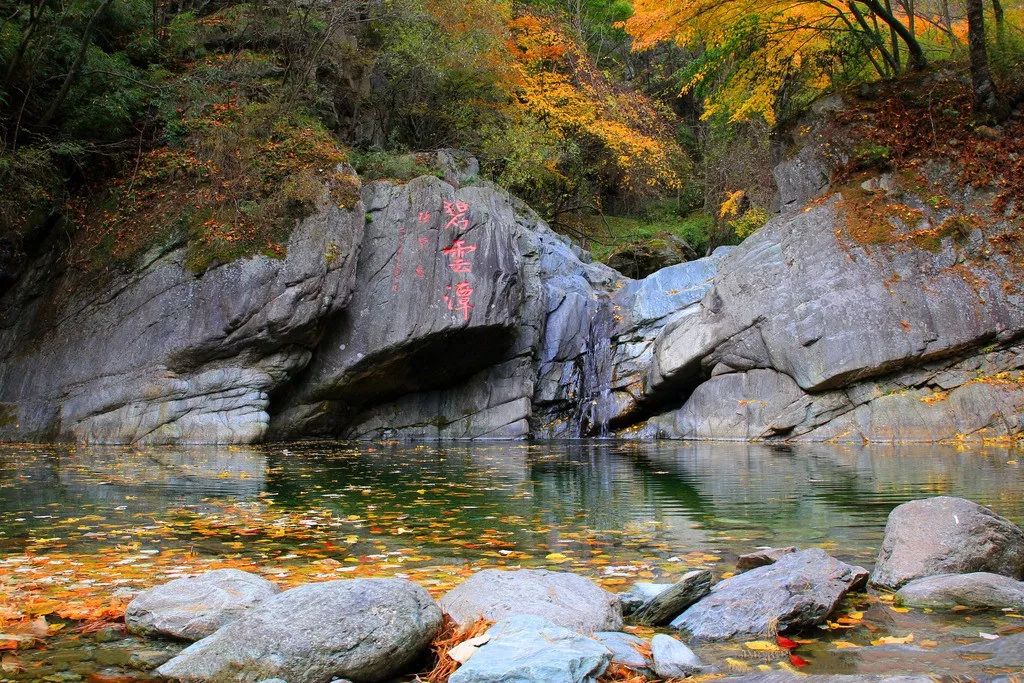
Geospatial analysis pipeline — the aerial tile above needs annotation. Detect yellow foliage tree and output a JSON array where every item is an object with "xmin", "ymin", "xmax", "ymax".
[
  {"xmin": 505, "ymin": 13, "xmax": 685, "ymax": 197},
  {"xmin": 625, "ymin": 0, "xmax": 933, "ymax": 124}
]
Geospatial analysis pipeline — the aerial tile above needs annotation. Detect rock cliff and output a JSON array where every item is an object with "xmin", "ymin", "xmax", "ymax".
[{"xmin": 1, "ymin": 104, "xmax": 1022, "ymax": 445}]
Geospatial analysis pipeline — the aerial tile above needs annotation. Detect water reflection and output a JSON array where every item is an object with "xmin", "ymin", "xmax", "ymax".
[{"xmin": 4, "ymin": 440, "xmax": 1020, "ymax": 567}]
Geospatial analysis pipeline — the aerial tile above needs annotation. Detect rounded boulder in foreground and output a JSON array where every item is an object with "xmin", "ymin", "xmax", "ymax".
[
  {"xmin": 125, "ymin": 568, "xmax": 279, "ymax": 641},
  {"xmin": 439, "ymin": 568, "xmax": 622, "ymax": 633},
  {"xmin": 157, "ymin": 578, "xmax": 442, "ymax": 683},
  {"xmin": 870, "ymin": 497, "xmax": 1024, "ymax": 590}
]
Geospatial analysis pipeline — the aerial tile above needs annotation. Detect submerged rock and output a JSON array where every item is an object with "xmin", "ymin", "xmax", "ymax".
[
  {"xmin": 649, "ymin": 633, "xmax": 709, "ymax": 678},
  {"xmin": 870, "ymin": 496, "xmax": 1024, "ymax": 589},
  {"xmin": 125, "ymin": 569, "xmax": 278, "ymax": 641},
  {"xmin": 439, "ymin": 568, "xmax": 622, "ymax": 633},
  {"xmin": 895, "ymin": 572, "xmax": 1024, "ymax": 610},
  {"xmin": 672, "ymin": 549, "xmax": 867, "ymax": 641},
  {"xmin": 157, "ymin": 578, "xmax": 441, "ymax": 683},
  {"xmin": 952, "ymin": 631, "xmax": 1024, "ymax": 668},
  {"xmin": 631, "ymin": 569, "xmax": 711, "ymax": 626},
  {"xmin": 449, "ymin": 615, "xmax": 611, "ymax": 683}
]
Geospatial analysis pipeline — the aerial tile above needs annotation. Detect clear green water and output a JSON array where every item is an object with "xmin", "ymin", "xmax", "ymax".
[{"xmin": 1, "ymin": 440, "xmax": 1022, "ymax": 680}]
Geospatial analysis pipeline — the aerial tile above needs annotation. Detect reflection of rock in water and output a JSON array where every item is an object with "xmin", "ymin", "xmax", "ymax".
[{"xmin": 57, "ymin": 446, "xmax": 267, "ymax": 508}]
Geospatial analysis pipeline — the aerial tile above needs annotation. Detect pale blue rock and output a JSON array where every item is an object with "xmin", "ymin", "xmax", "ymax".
[
  {"xmin": 593, "ymin": 632, "xmax": 649, "ymax": 672},
  {"xmin": 650, "ymin": 633, "xmax": 709, "ymax": 678},
  {"xmin": 449, "ymin": 615, "xmax": 611, "ymax": 683}
]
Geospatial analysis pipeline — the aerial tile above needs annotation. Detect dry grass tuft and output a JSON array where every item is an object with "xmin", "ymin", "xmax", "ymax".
[{"xmin": 422, "ymin": 615, "xmax": 492, "ymax": 683}]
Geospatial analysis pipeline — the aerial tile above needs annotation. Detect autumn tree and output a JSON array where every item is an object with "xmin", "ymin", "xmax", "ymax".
[{"xmin": 625, "ymin": 0, "xmax": 930, "ymax": 124}]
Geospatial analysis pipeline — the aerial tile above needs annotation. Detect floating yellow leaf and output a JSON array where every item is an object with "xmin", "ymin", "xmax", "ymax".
[
  {"xmin": 724, "ymin": 657, "xmax": 751, "ymax": 670},
  {"xmin": 871, "ymin": 634, "xmax": 914, "ymax": 645},
  {"xmin": 545, "ymin": 552, "xmax": 570, "ymax": 563},
  {"xmin": 890, "ymin": 606, "xmax": 910, "ymax": 613},
  {"xmin": 833, "ymin": 640, "xmax": 860, "ymax": 649},
  {"xmin": 744, "ymin": 640, "xmax": 782, "ymax": 652}
]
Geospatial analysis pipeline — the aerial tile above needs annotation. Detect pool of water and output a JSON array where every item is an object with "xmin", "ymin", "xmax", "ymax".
[{"xmin": 1, "ymin": 440, "xmax": 1022, "ymax": 680}]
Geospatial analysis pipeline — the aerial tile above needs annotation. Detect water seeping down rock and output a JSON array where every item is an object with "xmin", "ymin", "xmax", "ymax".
[{"xmin": 2, "ymin": 98, "xmax": 1024, "ymax": 444}]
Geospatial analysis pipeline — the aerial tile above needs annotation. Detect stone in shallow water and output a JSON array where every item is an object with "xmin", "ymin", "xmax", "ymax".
[
  {"xmin": 737, "ymin": 546, "xmax": 797, "ymax": 571},
  {"xmin": 439, "ymin": 568, "xmax": 622, "ymax": 633},
  {"xmin": 125, "ymin": 568, "xmax": 279, "ymax": 641},
  {"xmin": 870, "ymin": 496, "xmax": 1024, "ymax": 590},
  {"xmin": 157, "ymin": 578, "xmax": 441, "ymax": 683},
  {"xmin": 671, "ymin": 548, "xmax": 867, "ymax": 641},
  {"xmin": 896, "ymin": 572, "xmax": 1024, "ymax": 610},
  {"xmin": 449, "ymin": 615, "xmax": 611, "ymax": 683},
  {"xmin": 650, "ymin": 633, "xmax": 709, "ymax": 678},
  {"xmin": 631, "ymin": 569, "xmax": 711, "ymax": 626},
  {"xmin": 593, "ymin": 632, "xmax": 649, "ymax": 671},
  {"xmin": 618, "ymin": 582, "xmax": 672, "ymax": 616}
]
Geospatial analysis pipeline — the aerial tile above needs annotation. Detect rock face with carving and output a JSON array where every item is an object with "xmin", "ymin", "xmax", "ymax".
[{"xmin": 1, "ymin": 94, "xmax": 1023, "ymax": 444}]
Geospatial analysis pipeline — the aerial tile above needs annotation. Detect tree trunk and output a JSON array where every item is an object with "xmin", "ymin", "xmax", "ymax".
[
  {"xmin": 966, "ymin": 0, "xmax": 1007, "ymax": 120},
  {"xmin": 38, "ymin": 0, "xmax": 114, "ymax": 128},
  {"xmin": 856, "ymin": 0, "xmax": 926, "ymax": 70}
]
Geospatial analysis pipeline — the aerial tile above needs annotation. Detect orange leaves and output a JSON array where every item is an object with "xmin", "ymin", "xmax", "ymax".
[{"xmin": 507, "ymin": 12, "xmax": 684, "ymax": 196}]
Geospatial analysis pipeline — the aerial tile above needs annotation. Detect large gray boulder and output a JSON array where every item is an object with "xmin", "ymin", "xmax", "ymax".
[
  {"xmin": 271, "ymin": 177, "xmax": 524, "ymax": 436},
  {"xmin": 439, "ymin": 569, "xmax": 622, "ymax": 634},
  {"xmin": 896, "ymin": 572, "xmax": 1024, "ymax": 610},
  {"xmin": 672, "ymin": 549, "xmax": 867, "ymax": 641},
  {"xmin": 448, "ymin": 615, "xmax": 611, "ymax": 683},
  {"xmin": 618, "ymin": 582, "xmax": 672, "ymax": 616},
  {"xmin": 0, "ymin": 175, "xmax": 363, "ymax": 444},
  {"xmin": 125, "ymin": 569, "xmax": 278, "ymax": 641},
  {"xmin": 156, "ymin": 578, "xmax": 442, "ymax": 683},
  {"xmin": 643, "ymin": 157, "xmax": 1024, "ymax": 444},
  {"xmin": 870, "ymin": 497, "xmax": 1024, "ymax": 589}
]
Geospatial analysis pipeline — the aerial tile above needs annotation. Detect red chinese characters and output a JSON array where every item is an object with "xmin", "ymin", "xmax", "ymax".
[
  {"xmin": 444, "ymin": 201, "xmax": 470, "ymax": 231},
  {"xmin": 442, "ymin": 239, "xmax": 477, "ymax": 274},
  {"xmin": 444, "ymin": 281, "xmax": 474, "ymax": 321}
]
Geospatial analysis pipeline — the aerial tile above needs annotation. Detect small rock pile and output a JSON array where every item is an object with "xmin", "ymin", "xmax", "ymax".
[{"xmin": 122, "ymin": 496, "xmax": 1024, "ymax": 683}]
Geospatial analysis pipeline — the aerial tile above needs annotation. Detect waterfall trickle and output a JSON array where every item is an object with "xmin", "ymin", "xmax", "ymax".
[{"xmin": 579, "ymin": 297, "xmax": 616, "ymax": 437}]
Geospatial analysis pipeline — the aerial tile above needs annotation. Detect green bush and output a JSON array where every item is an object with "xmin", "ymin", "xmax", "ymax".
[{"xmin": 350, "ymin": 151, "xmax": 439, "ymax": 182}]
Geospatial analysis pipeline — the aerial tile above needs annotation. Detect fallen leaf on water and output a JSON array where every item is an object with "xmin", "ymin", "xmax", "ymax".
[
  {"xmin": 789, "ymin": 653, "xmax": 809, "ymax": 667},
  {"xmin": 545, "ymin": 552, "xmax": 570, "ymax": 563},
  {"xmin": 745, "ymin": 640, "xmax": 782, "ymax": 652},
  {"xmin": 775, "ymin": 635, "xmax": 799, "ymax": 649},
  {"xmin": 833, "ymin": 640, "xmax": 860, "ymax": 649},
  {"xmin": 724, "ymin": 657, "xmax": 750, "ymax": 670},
  {"xmin": 871, "ymin": 634, "xmax": 914, "ymax": 645},
  {"xmin": 889, "ymin": 606, "xmax": 910, "ymax": 613}
]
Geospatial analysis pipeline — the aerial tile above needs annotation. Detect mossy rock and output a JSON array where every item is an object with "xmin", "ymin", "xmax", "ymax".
[{"xmin": 606, "ymin": 232, "xmax": 698, "ymax": 278}]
